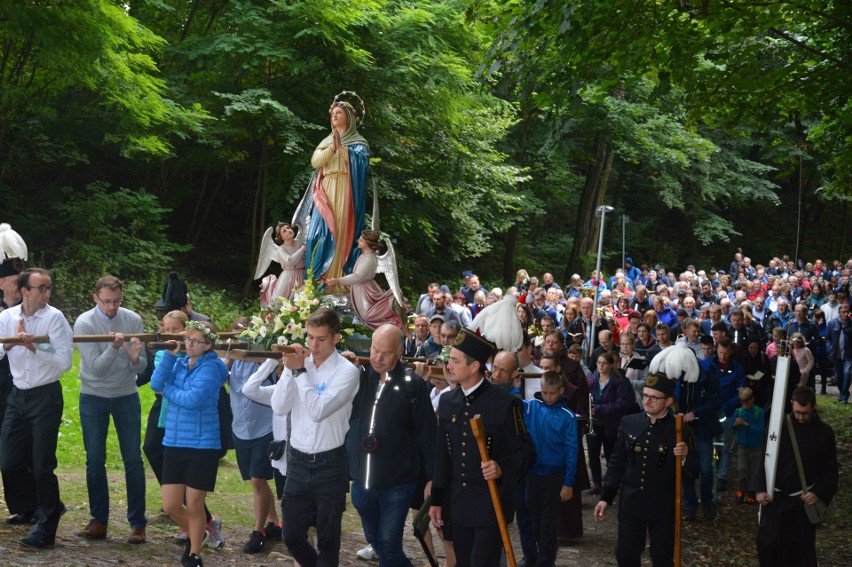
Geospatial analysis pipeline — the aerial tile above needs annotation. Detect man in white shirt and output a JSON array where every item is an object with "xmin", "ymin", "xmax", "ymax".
[
  {"xmin": 271, "ymin": 308, "xmax": 359, "ymax": 566},
  {"xmin": 0, "ymin": 268, "xmax": 73, "ymax": 549}
]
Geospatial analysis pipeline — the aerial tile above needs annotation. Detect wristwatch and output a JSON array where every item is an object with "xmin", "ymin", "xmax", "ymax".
[{"xmin": 291, "ymin": 367, "xmax": 307, "ymax": 377}]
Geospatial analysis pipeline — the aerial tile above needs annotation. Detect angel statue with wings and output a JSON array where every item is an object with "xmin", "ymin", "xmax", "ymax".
[
  {"xmin": 292, "ymin": 91, "xmax": 368, "ymax": 291},
  {"xmin": 254, "ymin": 221, "xmax": 307, "ymax": 307},
  {"xmin": 324, "ymin": 229, "xmax": 406, "ymax": 331}
]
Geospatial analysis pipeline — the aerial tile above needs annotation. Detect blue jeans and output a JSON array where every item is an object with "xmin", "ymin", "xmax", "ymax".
[
  {"xmin": 838, "ymin": 359, "xmax": 852, "ymax": 402},
  {"xmin": 79, "ymin": 392, "xmax": 146, "ymax": 528},
  {"xmin": 683, "ymin": 438, "xmax": 715, "ymax": 514},
  {"xmin": 716, "ymin": 421, "xmax": 735, "ymax": 482},
  {"xmin": 351, "ymin": 480, "xmax": 416, "ymax": 567}
]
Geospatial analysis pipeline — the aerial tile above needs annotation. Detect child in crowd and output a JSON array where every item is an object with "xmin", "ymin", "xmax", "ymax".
[
  {"xmin": 523, "ymin": 371, "xmax": 578, "ymax": 566},
  {"xmin": 765, "ymin": 327, "xmax": 786, "ymax": 358},
  {"xmin": 732, "ymin": 387, "xmax": 765, "ymax": 503},
  {"xmin": 789, "ymin": 332, "xmax": 815, "ymax": 389}
]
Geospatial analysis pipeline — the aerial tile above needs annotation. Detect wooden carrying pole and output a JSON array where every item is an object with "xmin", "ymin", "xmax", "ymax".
[
  {"xmin": 470, "ymin": 414, "xmax": 517, "ymax": 567},
  {"xmin": 147, "ymin": 341, "xmax": 248, "ymax": 351},
  {"xmin": 674, "ymin": 413, "xmax": 683, "ymax": 567},
  {"xmin": 0, "ymin": 331, "xmax": 241, "ymax": 345}
]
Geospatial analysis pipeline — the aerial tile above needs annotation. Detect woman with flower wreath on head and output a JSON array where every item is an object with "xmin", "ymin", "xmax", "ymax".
[
  {"xmin": 295, "ymin": 93, "xmax": 369, "ymax": 291},
  {"xmin": 151, "ymin": 321, "xmax": 229, "ymax": 567}
]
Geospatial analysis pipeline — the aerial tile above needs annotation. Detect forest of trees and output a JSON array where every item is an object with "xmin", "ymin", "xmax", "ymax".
[{"xmin": 1, "ymin": 1, "xmax": 849, "ymax": 315}]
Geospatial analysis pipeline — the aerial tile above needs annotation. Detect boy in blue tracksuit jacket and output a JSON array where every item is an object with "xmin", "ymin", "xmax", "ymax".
[
  {"xmin": 523, "ymin": 371, "xmax": 578, "ymax": 567},
  {"xmin": 732, "ymin": 387, "xmax": 765, "ymax": 503}
]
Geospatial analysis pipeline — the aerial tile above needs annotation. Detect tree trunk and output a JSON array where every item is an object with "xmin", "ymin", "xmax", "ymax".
[
  {"xmin": 243, "ymin": 137, "xmax": 269, "ymax": 296},
  {"xmin": 502, "ymin": 224, "xmax": 519, "ymax": 285},
  {"xmin": 502, "ymin": 91, "xmax": 533, "ymax": 286},
  {"xmin": 564, "ymin": 136, "xmax": 614, "ymax": 280}
]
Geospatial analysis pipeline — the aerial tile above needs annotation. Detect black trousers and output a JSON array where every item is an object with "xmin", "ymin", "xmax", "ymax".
[
  {"xmin": 0, "ymin": 382, "xmax": 64, "ymax": 535},
  {"xmin": 615, "ymin": 511, "xmax": 674, "ymax": 567},
  {"xmin": 756, "ymin": 494, "xmax": 818, "ymax": 567},
  {"xmin": 452, "ymin": 523, "xmax": 504, "ymax": 567},
  {"xmin": 142, "ymin": 395, "xmax": 165, "ymax": 484},
  {"xmin": 0, "ymin": 373, "xmax": 37, "ymax": 517},
  {"xmin": 282, "ymin": 448, "xmax": 348, "ymax": 567},
  {"xmin": 527, "ymin": 471, "xmax": 564, "ymax": 566}
]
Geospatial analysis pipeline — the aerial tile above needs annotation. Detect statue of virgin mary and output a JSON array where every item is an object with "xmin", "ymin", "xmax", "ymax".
[{"xmin": 293, "ymin": 93, "xmax": 369, "ymax": 290}]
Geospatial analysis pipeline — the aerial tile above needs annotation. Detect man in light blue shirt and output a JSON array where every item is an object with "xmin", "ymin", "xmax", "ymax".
[{"xmin": 229, "ymin": 358, "xmax": 281, "ymax": 553}]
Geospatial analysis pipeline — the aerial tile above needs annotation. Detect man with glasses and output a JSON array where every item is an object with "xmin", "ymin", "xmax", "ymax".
[
  {"xmin": 73, "ymin": 276, "xmax": 148, "ymax": 543},
  {"xmin": 439, "ymin": 320, "xmax": 461, "ymax": 347},
  {"xmin": 593, "ymin": 372, "xmax": 696, "ymax": 567},
  {"xmin": 752, "ymin": 386, "xmax": 838, "ymax": 566},
  {"xmin": 826, "ymin": 304, "xmax": 852, "ymax": 403},
  {"xmin": 0, "ymin": 268, "xmax": 73, "ymax": 548}
]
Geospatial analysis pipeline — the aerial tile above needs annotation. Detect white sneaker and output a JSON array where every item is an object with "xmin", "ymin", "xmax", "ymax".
[
  {"xmin": 204, "ymin": 515, "xmax": 224, "ymax": 550},
  {"xmin": 356, "ymin": 544, "xmax": 379, "ymax": 561}
]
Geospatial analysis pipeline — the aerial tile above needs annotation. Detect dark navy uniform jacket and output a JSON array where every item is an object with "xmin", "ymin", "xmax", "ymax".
[
  {"xmin": 431, "ymin": 378, "xmax": 535, "ymax": 527},
  {"xmin": 600, "ymin": 411, "xmax": 698, "ymax": 519}
]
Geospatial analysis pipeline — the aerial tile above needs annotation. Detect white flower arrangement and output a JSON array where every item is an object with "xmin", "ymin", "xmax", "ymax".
[{"xmin": 241, "ymin": 273, "xmax": 365, "ymax": 350}]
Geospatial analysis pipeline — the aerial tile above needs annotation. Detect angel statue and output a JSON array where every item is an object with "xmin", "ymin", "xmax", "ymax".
[
  {"xmin": 292, "ymin": 92, "xmax": 368, "ymax": 291},
  {"xmin": 254, "ymin": 221, "xmax": 307, "ymax": 307},
  {"xmin": 325, "ymin": 229, "xmax": 406, "ymax": 331}
]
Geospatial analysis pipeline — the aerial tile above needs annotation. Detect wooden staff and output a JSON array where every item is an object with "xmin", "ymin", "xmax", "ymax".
[
  {"xmin": 470, "ymin": 414, "xmax": 517, "ymax": 567},
  {"xmin": 674, "ymin": 413, "xmax": 683, "ymax": 567},
  {"xmin": 0, "ymin": 331, "xmax": 242, "ymax": 345}
]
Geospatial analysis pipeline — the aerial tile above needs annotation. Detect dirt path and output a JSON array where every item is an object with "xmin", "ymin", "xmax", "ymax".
[
  {"xmin": 0, "ymin": 493, "xmax": 618, "ymax": 567},
  {"xmin": 0, "ymin": 480, "xmax": 845, "ymax": 567},
  {"xmin": 1, "ymin": 390, "xmax": 847, "ymax": 567}
]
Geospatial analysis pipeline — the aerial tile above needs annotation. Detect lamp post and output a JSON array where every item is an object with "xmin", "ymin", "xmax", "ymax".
[
  {"xmin": 589, "ymin": 205, "xmax": 615, "ymax": 365},
  {"xmin": 622, "ymin": 214, "xmax": 629, "ymax": 270}
]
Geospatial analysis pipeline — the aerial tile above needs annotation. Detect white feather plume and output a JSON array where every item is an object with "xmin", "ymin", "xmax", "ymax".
[
  {"xmin": 470, "ymin": 295, "xmax": 524, "ymax": 352},
  {"xmin": 647, "ymin": 344, "xmax": 699, "ymax": 383},
  {"xmin": 0, "ymin": 223, "xmax": 27, "ymax": 262}
]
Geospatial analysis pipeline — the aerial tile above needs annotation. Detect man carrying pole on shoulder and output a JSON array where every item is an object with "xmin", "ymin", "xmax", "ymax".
[
  {"xmin": 73, "ymin": 276, "xmax": 148, "ymax": 543},
  {"xmin": 0, "ymin": 267, "xmax": 73, "ymax": 549},
  {"xmin": 346, "ymin": 324, "xmax": 436, "ymax": 566},
  {"xmin": 271, "ymin": 307, "xmax": 360, "ymax": 566}
]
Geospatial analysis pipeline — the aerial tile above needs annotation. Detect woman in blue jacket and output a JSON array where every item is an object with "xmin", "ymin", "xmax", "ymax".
[{"xmin": 151, "ymin": 321, "xmax": 228, "ymax": 567}]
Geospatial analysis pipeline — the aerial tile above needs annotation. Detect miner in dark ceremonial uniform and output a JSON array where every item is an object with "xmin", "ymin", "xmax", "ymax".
[
  {"xmin": 751, "ymin": 386, "xmax": 838, "ymax": 567},
  {"xmin": 429, "ymin": 330, "xmax": 535, "ymax": 567},
  {"xmin": 593, "ymin": 373, "xmax": 697, "ymax": 567},
  {"xmin": 0, "ymin": 224, "xmax": 38, "ymax": 525}
]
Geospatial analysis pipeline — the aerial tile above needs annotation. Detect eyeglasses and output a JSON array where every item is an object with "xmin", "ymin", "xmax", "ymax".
[
  {"xmin": 184, "ymin": 337, "xmax": 209, "ymax": 346},
  {"xmin": 27, "ymin": 284, "xmax": 52, "ymax": 294},
  {"xmin": 641, "ymin": 393, "xmax": 666, "ymax": 402},
  {"xmin": 792, "ymin": 409, "xmax": 813, "ymax": 417},
  {"xmin": 97, "ymin": 297, "xmax": 123, "ymax": 306}
]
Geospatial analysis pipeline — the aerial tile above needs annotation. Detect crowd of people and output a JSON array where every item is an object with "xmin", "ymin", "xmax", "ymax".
[
  {"xmin": 0, "ymin": 216, "xmax": 844, "ymax": 567},
  {"xmin": 402, "ymin": 252, "xmax": 843, "ymax": 566}
]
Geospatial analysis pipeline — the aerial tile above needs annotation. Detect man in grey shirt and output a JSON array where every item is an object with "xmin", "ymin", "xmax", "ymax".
[{"xmin": 73, "ymin": 276, "xmax": 147, "ymax": 543}]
